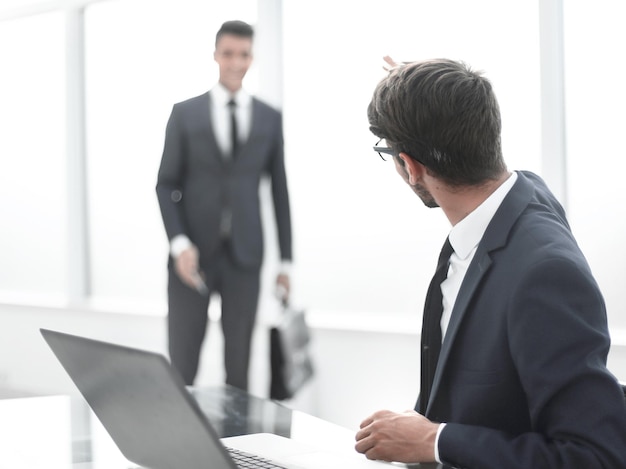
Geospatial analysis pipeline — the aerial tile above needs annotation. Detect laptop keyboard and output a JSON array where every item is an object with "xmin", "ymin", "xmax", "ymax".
[{"xmin": 226, "ymin": 447, "xmax": 288, "ymax": 469}]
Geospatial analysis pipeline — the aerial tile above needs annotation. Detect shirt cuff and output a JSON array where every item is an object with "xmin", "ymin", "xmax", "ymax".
[
  {"xmin": 434, "ymin": 423, "xmax": 446, "ymax": 464},
  {"xmin": 279, "ymin": 260, "xmax": 292, "ymax": 276},
  {"xmin": 170, "ymin": 234, "xmax": 192, "ymax": 258}
]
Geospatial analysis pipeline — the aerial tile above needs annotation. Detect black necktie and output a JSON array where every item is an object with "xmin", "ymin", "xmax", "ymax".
[
  {"xmin": 227, "ymin": 98, "xmax": 238, "ymax": 157},
  {"xmin": 219, "ymin": 99, "xmax": 238, "ymax": 238},
  {"xmin": 419, "ymin": 237, "xmax": 454, "ymax": 413}
]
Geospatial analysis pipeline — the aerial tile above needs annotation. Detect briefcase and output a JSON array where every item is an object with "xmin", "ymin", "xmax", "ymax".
[{"xmin": 269, "ymin": 304, "xmax": 314, "ymax": 400}]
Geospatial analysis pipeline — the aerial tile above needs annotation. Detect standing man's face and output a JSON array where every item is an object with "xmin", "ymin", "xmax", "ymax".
[{"xmin": 214, "ymin": 34, "xmax": 253, "ymax": 93}]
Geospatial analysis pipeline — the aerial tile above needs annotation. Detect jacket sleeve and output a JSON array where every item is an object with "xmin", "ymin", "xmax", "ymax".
[
  {"xmin": 268, "ymin": 112, "xmax": 292, "ymax": 262},
  {"xmin": 156, "ymin": 104, "xmax": 188, "ymax": 242}
]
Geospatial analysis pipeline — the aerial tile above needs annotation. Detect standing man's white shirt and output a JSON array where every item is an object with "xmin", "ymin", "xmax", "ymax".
[{"xmin": 210, "ymin": 83, "xmax": 252, "ymax": 156}]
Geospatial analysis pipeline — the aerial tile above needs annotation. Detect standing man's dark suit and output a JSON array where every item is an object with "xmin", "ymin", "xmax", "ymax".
[{"xmin": 156, "ymin": 20, "xmax": 291, "ymax": 390}]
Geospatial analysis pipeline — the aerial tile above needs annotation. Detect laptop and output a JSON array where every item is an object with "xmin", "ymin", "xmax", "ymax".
[{"xmin": 40, "ymin": 328, "xmax": 403, "ymax": 469}]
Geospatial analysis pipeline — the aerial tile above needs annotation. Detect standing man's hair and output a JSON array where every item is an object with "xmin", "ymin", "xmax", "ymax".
[
  {"xmin": 368, "ymin": 59, "xmax": 506, "ymax": 186},
  {"xmin": 215, "ymin": 20, "xmax": 254, "ymax": 46}
]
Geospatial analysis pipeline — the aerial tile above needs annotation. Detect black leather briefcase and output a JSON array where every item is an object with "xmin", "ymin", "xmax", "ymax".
[{"xmin": 269, "ymin": 303, "xmax": 314, "ymax": 400}]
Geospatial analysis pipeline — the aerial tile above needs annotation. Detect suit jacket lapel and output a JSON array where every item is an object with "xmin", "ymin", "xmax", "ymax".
[
  {"xmin": 201, "ymin": 92, "xmax": 228, "ymax": 163},
  {"xmin": 426, "ymin": 172, "xmax": 536, "ymax": 414},
  {"xmin": 235, "ymin": 98, "xmax": 261, "ymax": 161}
]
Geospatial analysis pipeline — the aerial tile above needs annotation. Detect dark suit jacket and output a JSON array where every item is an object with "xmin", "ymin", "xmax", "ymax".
[
  {"xmin": 156, "ymin": 92, "xmax": 292, "ymax": 269},
  {"xmin": 423, "ymin": 171, "xmax": 626, "ymax": 468}
]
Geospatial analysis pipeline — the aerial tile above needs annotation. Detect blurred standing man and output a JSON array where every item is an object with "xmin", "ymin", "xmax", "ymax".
[
  {"xmin": 156, "ymin": 20, "xmax": 292, "ymax": 390},
  {"xmin": 355, "ymin": 58, "xmax": 626, "ymax": 468}
]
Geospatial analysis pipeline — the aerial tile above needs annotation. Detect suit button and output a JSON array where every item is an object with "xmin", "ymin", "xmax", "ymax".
[{"xmin": 171, "ymin": 190, "xmax": 182, "ymax": 202}]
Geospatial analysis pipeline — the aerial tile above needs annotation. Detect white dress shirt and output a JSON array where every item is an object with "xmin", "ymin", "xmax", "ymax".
[
  {"xmin": 434, "ymin": 171, "xmax": 517, "ymax": 463},
  {"xmin": 209, "ymin": 83, "xmax": 252, "ymax": 156},
  {"xmin": 441, "ymin": 171, "xmax": 518, "ymax": 338}
]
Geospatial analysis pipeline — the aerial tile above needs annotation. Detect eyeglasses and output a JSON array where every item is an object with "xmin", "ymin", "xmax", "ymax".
[
  {"xmin": 373, "ymin": 138, "xmax": 395, "ymax": 161},
  {"xmin": 374, "ymin": 138, "xmax": 429, "ymax": 166}
]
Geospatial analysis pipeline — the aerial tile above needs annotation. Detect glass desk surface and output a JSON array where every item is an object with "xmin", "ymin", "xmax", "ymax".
[{"xmin": 0, "ymin": 385, "xmax": 444, "ymax": 468}]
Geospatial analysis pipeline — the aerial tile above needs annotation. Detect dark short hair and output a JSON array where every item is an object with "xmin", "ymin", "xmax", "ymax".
[
  {"xmin": 215, "ymin": 20, "xmax": 254, "ymax": 47},
  {"xmin": 367, "ymin": 59, "xmax": 506, "ymax": 186}
]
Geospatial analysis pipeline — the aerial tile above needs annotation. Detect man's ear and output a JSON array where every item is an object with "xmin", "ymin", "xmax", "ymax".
[{"xmin": 398, "ymin": 152, "xmax": 425, "ymax": 185}]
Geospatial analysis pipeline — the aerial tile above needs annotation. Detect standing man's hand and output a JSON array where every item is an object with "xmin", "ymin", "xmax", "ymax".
[
  {"xmin": 275, "ymin": 273, "xmax": 290, "ymax": 305},
  {"xmin": 355, "ymin": 409, "xmax": 439, "ymax": 464},
  {"xmin": 175, "ymin": 245, "xmax": 207, "ymax": 294}
]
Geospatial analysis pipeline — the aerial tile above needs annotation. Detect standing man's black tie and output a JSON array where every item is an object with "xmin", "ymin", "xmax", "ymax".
[
  {"xmin": 228, "ymin": 98, "xmax": 238, "ymax": 157},
  {"xmin": 419, "ymin": 237, "xmax": 454, "ymax": 413},
  {"xmin": 219, "ymin": 98, "xmax": 238, "ymax": 238}
]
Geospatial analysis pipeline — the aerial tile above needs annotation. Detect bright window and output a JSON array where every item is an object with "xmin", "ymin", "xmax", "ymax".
[
  {"xmin": 283, "ymin": 0, "xmax": 541, "ymax": 316},
  {"xmin": 564, "ymin": 0, "xmax": 626, "ymax": 330},
  {"xmin": 0, "ymin": 12, "xmax": 67, "ymax": 300}
]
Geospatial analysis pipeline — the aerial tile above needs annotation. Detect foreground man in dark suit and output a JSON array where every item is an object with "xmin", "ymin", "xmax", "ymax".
[
  {"xmin": 355, "ymin": 58, "xmax": 626, "ymax": 468},
  {"xmin": 156, "ymin": 20, "xmax": 292, "ymax": 390}
]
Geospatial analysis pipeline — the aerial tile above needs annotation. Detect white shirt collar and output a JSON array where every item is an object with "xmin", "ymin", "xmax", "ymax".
[
  {"xmin": 210, "ymin": 83, "xmax": 252, "ymax": 108},
  {"xmin": 449, "ymin": 171, "xmax": 518, "ymax": 260}
]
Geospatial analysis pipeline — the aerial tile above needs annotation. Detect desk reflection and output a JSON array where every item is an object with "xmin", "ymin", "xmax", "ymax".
[{"xmin": 190, "ymin": 385, "xmax": 293, "ymax": 438}]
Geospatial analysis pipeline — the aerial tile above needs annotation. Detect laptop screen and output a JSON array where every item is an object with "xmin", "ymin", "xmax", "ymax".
[{"xmin": 40, "ymin": 328, "xmax": 236, "ymax": 469}]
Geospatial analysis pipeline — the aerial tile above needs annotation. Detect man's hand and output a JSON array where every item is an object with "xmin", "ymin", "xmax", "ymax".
[
  {"xmin": 174, "ymin": 245, "xmax": 207, "ymax": 294},
  {"xmin": 383, "ymin": 55, "xmax": 398, "ymax": 71},
  {"xmin": 355, "ymin": 409, "xmax": 439, "ymax": 464},
  {"xmin": 275, "ymin": 273, "xmax": 290, "ymax": 304}
]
